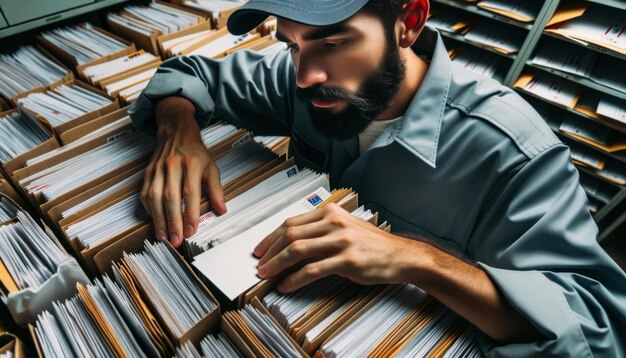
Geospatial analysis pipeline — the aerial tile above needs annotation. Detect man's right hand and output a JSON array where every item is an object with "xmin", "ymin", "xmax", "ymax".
[{"xmin": 140, "ymin": 97, "xmax": 227, "ymax": 248}]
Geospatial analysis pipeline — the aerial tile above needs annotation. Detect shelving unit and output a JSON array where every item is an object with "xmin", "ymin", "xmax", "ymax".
[{"xmin": 427, "ymin": 0, "xmax": 626, "ymax": 243}]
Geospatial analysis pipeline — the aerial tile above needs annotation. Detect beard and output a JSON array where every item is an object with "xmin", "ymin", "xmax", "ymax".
[{"xmin": 296, "ymin": 41, "xmax": 406, "ymax": 140}]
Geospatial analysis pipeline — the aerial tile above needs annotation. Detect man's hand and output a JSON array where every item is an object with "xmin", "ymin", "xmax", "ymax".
[
  {"xmin": 140, "ymin": 97, "xmax": 227, "ymax": 248},
  {"xmin": 253, "ymin": 203, "xmax": 426, "ymax": 293}
]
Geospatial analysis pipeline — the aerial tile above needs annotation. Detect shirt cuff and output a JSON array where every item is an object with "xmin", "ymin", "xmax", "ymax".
[
  {"xmin": 476, "ymin": 263, "xmax": 591, "ymax": 357},
  {"xmin": 128, "ymin": 71, "xmax": 215, "ymax": 135}
]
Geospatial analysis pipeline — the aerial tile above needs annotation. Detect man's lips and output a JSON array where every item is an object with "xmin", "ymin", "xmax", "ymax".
[{"xmin": 311, "ymin": 99, "xmax": 341, "ymax": 108}]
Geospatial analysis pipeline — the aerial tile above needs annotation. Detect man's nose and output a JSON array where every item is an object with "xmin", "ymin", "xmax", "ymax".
[{"xmin": 295, "ymin": 55, "xmax": 328, "ymax": 89}]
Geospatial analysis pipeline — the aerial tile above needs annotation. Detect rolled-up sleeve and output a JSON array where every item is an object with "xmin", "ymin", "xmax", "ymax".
[
  {"xmin": 128, "ymin": 49, "xmax": 296, "ymax": 136},
  {"xmin": 469, "ymin": 144, "xmax": 626, "ymax": 357}
]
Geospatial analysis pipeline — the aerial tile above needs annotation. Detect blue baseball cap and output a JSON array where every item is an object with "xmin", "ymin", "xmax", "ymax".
[{"xmin": 227, "ymin": 0, "xmax": 370, "ymax": 35}]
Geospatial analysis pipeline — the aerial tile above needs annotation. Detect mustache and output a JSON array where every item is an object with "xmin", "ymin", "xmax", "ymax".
[{"xmin": 296, "ymin": 84, "xmax": 371, "ymax": 109}]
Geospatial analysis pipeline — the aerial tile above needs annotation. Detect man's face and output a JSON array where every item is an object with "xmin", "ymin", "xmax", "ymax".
[{"xmin": 276, "ymin": 11, "xmax": 406, "ymax": 139}]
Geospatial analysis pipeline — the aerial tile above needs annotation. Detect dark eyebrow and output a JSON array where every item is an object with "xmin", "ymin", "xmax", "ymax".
[{"xmin": 275, "ymin": 22, "xmax": 355, "ymax": 43}]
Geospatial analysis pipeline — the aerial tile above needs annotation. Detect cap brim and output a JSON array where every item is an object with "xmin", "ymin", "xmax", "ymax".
[{"xmin": 227, "ymin": 0, "xmax": 369, "ymax": 35}]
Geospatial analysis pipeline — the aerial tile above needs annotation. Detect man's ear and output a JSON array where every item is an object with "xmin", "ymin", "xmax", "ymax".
[{"xmin": 399, "ymin": 0, "xmax": 429, "ymax": 48}]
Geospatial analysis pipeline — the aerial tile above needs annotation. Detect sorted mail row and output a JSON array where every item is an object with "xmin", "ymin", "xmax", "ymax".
[
  {"xmin": 0, "ymin": 46, "xmax": 72, "ymax": 101},
  {"xmin": 0, "ymin": 110, "xmax": 52, "ymax": 164},
  {"xmin": 33, "ymin": 240, "xmax": 219, "ymax": 358},
  {"xmin": 17, "ymin": 83, "xmax": 115, "ymax": 129},
  {"xmin": 38, "ymin": 23, "xmax": 132, "ymax": 66}
]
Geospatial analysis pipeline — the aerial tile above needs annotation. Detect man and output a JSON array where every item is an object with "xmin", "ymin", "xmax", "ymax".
[{"xmin": 129, "ymin": 0, "xmax": 626, "ymax": 355}]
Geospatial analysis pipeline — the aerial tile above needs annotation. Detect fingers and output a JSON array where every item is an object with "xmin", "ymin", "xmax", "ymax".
[
  {"xmin": 144, "ymin": 166, "xmax": 168, "ymax": 243},
  {"xmin": 164, "ymin": 156, "xmax": 184, "ymax": 247},
  {"xmin": 257, "ymin": 237, "xmax": 340, "ymax": 279},
  {"xmin": 182, "ymin": 156, "xmax": 203, "ymax": 238},
  {"xmin": 258, "ymin": 220, "xmax": 330, "ymax": 266},
  {"xmin": 276, "ymin": 257, "xmax": 343, "ymax": 293},
  {"xmin": 254, "ymin": 208, "xmax": 327, "ymax": 258},
  {"xmin": 203, "ymin": 160, "xmax": 226, "ymax": 215}
]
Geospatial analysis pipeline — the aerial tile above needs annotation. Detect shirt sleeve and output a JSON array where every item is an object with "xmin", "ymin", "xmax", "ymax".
[
  {"xmin": 127, "ymin": 49, "xmax": 296, "ymax": 136},
  {"xmin": 468, "ymin": 143, "xmax": 626, "ymax": 357}
]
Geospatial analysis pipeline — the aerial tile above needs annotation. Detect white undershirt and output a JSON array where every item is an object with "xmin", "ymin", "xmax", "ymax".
[{"xmin": 358, "ymin": 116, "xmax": 402, "ymax": 154}]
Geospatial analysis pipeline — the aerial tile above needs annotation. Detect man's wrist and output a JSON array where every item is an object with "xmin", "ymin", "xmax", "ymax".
[{"xmin": 392, "ymin": 235, "xmax": 438, "ymax": 287}]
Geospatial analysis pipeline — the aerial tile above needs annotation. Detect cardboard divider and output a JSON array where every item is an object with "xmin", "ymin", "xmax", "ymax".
[
  {"xmin": 0, "ymin": 332, "xmax": 26, "ymax": 358},
  {"xmin": 97, "ymin": 61, "xmax": 161, "ymax": 96},
  {"xmin": 0, "ymin": 108, "xmax": 60, "ymax": 177},
  {"xmin": 59, "ymin": 106, "xmax": 131, "ymax": 145},
  {"xmin": 157, "ymin": 20, "xmax": 214, "ymax": 58},
  {"xmin": 16, "ymin": 79, "xmax": 120, "ymax": 140},
  {"xmin": 37, "ymin": 23, "xmax": 136, "ymax": 71}
]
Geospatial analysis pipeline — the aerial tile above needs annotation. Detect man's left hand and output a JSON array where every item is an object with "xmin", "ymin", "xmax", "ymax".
[{"xmin": 253, "ymin": 203, "xmax": 428, "ymax": 293}]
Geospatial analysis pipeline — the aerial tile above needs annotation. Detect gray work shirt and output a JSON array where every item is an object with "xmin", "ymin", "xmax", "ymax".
[{"xmin": 129, "ymin": 27, "xmax": 626, "ymax": 356}]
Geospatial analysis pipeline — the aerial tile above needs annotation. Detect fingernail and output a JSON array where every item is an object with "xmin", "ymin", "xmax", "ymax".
[
  {"xmin": 184, "ymin": 224, "xmax": 194, "ymax": 238},
  {"xmin": 258, "ymin": 256, "xmax": 266, "ymax": 265},
  {"xmin": 258, "ymin": 265, "xmax": 267, "ymax": 278},
  {"xmin": 277, "ymin": 281, "xmax": 287, "ymax": 293},
  {"xmin": 170, "ymin": 234, "xmax": 180, "ymax": 246},
  {"xmin": 253, "ymin": 244, "xmax": 262, "ymax": 256},
  {"xmin": 158, "ymin": 229, "xmax": 167, "ymax": 241}
]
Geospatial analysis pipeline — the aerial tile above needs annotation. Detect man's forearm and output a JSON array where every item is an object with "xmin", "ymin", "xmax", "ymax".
[{"xmin": 397, "ymin": 237, "xmax": 543, "ymax": 343}]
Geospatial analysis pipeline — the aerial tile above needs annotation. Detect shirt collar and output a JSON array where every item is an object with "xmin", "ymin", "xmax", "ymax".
[{"xmin": 370, "ymin": 26, "xmax": 451, "ymax": 168}]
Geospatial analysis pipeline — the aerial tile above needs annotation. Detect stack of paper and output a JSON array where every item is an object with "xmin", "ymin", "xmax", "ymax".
[
  {"xmin": 118, "ymin": 241, "xmax": 217, "ymax": 338},
  {"xmin": 451, "ymin": 47, "xmax": 502, "ymax": 79},
  {"xmin": 545, "ymin": 5, "xmax": 626, "ymax": 55},
  {"xmin": 477, "ymin": 0, "xmax": 543, "ymax": 23},
  {"xmin": 181, "ymin": 0, "xmax": 244, "ymax": 25},
  {"xmin": 559, "ymin": 117, "xmax": 626, "ymax": 153},
  {"xmin": 427, "ymin": 11, "xmax": 474, "ymax": 34},
  {"xmin": 20, "ymin": 131, "xmax": 155, "ymax": 202},
  {"xmin": 17, "ymin": 84, "xmax": 113, "ymax": 128},
  {"xmin": 570, "ymin": 146, "xmax": 605, "ymax": 170},
  {"xmin": 262, "ymin": 276, "xmax": 380, "ymax": 353},
  {"xmin": 160, "ymin": 28, "xmax": 216, "ymax": 57},
  {"xmin": 35, "ymin": 297, "xmax": 116, "ymax": 357},
  {"xmin": 529, "ymin": 41, "xmax": 597, "ymax": 78},
  {"xmin": 589, "ymin": 56, "xmax": 626, "ymax": 95},
  {"xmin": 319, "ymin": 284, "xmax": 478, "ymax": 357},
  {"xmin": 0, "ymin": 211, "xmax": 67, "ymax": 290},
  {"xmin": 65, "ymin": 193, "xmax": 148, "ymax": 250},
  {"xmin": 598, "ymin": 163, "xmax": 626, "ymax": 186},
  {"xmin": 25, "ymin": 115, "xmax": 132, "ymax": 166},
  {"xmin": 464, "ymin": 22, "xmax": 525, "ymax": 54},
  {"xmin": 0, "ymin": 46, "xmax": 70, "ymax": 100},
  {"xmin": 175, "ymin": 332, "xmax": 240, "ymax": 358},
  {"xmin": 580, "ymin": 175, "xmax": 614, "ymax": 204},
  {"xmin": 187, "ymin": 166, "xmax": 329, "ymax": 255},
  {"xmin": 187, "ymin": 29, "xmax": 260, "ymax": 58},
  {"xmin": 520, "ymin": 73, "xmax": 581, "ymax": 108},
  {"xmin": 596, "ymin": 96, "xmax": 626, "ymax": 125},
  {"xmin": 0, "ymin": 111, "xmax": 51, "ymax": 163},
  {"xmin": 223, "ymin": 303, "xmax": 305, "ymax": 357},
  {"xmin": 61, "ymin": 170, "xmax": 144, "ymax": 220},
  {"xmin": 40, "ymin": 23, "xmax": 129, "ymax": 65},
  {"xmin": 107, "ymin": 3, "xmax": 203, "ymax": 37},
  {"xmin": 0, "ymin": 197, "xmax": 19, "ymax": 222},
  {"xmin": 81, "ymin": 51, "xmax": 160, "ymax": 89},
  {"xmin": 77, "ymin": 276, "xmax": 160, "ymax": 357}
]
